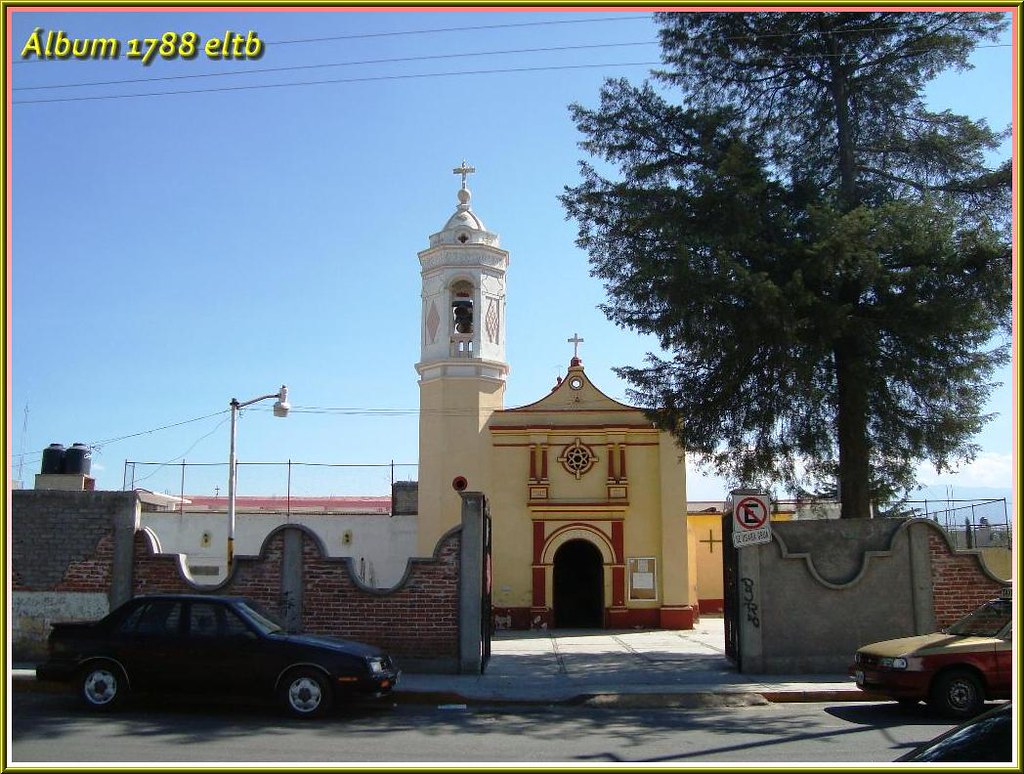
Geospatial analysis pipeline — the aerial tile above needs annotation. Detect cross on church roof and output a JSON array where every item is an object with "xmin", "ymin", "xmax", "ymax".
[
  {"xmin": 453, "ymin": 160, "xmax": 476, "ymax": 189},
  {"xmin": 568, "ymin": 333, "xmax": 584, "ymax": 359}
]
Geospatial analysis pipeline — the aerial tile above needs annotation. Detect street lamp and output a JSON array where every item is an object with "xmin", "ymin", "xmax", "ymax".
[{"xmin": 227, "ymin": 385, "xmax": 290, "ymax": 573}]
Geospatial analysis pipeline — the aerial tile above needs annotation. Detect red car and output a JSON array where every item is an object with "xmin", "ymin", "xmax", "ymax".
[{"xmin": 851, "ymin": 590, "xmax": 1012, "ymax": 718}]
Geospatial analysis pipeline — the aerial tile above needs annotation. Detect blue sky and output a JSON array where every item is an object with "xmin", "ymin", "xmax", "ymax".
[{"xmin": 6, "ymin": 7, "xmax": 1016, "ymax": 507}]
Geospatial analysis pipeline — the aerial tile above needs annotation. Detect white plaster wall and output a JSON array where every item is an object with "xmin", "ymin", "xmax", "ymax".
[
  {"xmin": 13, "ymin": 591, "xmax": 109, "ymax": 662},
  {"xmin": 139, "ymin": 512, "xmax": 419, "ymax": 588}
]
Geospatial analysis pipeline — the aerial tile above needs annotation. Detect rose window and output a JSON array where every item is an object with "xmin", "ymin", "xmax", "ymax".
[{"xmin": 558, "ymin": 438, "xmax": 598, "ymax": 480}]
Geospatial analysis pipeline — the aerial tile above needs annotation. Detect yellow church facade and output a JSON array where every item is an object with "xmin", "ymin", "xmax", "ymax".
[
  {"xmin": 415, "ymin": 165, "xmax": 699, "ymax": 630},
  {"xmin": 487, "ymin": 357, "xmax": 696, "ymax": 629}
]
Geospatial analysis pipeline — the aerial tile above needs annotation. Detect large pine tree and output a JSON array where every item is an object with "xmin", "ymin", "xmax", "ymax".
[{"xmin": 561, "ymin": 11, "xmax": 1012, "ymax": 516}]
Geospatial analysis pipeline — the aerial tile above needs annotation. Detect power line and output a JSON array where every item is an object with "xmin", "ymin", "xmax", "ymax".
[
  {"xmin": 129, "ymin": 414, "xmax": 231, "ymax": 483},
  {"xmin": 12, "ymin": 13, "xmax": 655, "ymax": 66},
  {"xmin": 12, "ymin": 38, "xmax": 1009, "ymax": 104},
  {"xmin": 12, "ymin": 59, "xmax": 662, "ymax": 104},
  {"xmin": 13, "ymin": 40, "xmax": 659, "ymax": 92},
  {"xmin": 14, "ymin": 409, "xmax": 231, "ymax": 467},
  {"xmin": 268, "ymin": 14, "xmax": 654, "ymax": 46},
  {"xmin": 13, "ymin": 403, "xmax": 558, "ymax": 466}
]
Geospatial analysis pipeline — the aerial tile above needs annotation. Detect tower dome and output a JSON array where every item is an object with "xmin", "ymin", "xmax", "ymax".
[{"xmin": 428, "ymin": 162, "xmax": 500, "ymax": 248}]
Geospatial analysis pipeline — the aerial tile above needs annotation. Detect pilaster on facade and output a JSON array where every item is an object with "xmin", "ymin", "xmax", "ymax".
[{"xmin": 526, "ymin": 442, "xmax": 550, "ymax": 501}]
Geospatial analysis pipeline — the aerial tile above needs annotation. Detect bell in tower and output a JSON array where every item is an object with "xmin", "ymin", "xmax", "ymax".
[{"xmin": 452, "ymin": 295, "xmax": 473, "ymax": 335}]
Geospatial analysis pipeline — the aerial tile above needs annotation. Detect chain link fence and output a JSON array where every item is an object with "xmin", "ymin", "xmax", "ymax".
[
  {"xmin": 123, "ymin": 459, "xmax": 419, "ymax": 503},
  {"xmin": 881, "ymin": 498, "xmax": 1011, "ymax": 550}
]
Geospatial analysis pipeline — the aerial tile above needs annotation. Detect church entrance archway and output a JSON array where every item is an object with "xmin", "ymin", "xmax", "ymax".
[{"xmin": 553, "ymin": 539, "xmax": 604, "ymax": 628}]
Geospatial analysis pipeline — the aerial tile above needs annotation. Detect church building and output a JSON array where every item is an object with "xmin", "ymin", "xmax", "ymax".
[{"xmin": 415, "ymin": 164, "xmax": 698, "ymax": 630}]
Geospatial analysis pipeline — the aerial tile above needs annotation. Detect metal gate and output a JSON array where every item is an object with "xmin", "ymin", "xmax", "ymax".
[
  {"xmin": 722, "ymin": 511, "xmax": 740, "ymax": 668},
  {"xmin": 481, "ymin": 500, "xmax": 492, "ymax": 671}
]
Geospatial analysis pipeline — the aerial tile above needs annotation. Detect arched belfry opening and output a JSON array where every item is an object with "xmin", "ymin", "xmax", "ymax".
[
  {"xmin": 553, "ymin": 539, "xmax": 604, "ymax": 628},
  {"xmin": 450, "ymin": 280, "xmax": 475, "ymax": 355},
  {"xmin": 451, "ymin": 280, "xmax": 474, "ymax": 334}
]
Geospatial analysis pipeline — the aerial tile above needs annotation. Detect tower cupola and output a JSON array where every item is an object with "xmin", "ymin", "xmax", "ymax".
[{"xmin": 416, "ymin": 162, "xmax": 510, "ymax": 382}]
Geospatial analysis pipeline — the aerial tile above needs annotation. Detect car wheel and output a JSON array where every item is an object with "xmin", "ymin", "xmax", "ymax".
[
  {"xmin": 929, "ymin": 669, "xmax": 984, "ymax": 718},
  {"xmin": 280, "ymin": 668, "xmax": 333, "ymax": 719},
  {"xmin": 79, "ymin": 662, "xmax": 126, "ymax": 711}
]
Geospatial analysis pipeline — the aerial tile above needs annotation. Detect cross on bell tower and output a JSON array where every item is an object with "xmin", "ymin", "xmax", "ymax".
[{"xmin": 453, "ymin": 160, "xmax": 476, "ymax": 190}]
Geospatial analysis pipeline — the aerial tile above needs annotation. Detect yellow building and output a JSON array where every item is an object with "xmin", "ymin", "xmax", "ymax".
[
  {"xmin": 416, "ymin": 166, "xmax": 698, "ymax": 629},
  {"xmin": 688, "ymin": 504, "xmax": 796, "ymax": 614}
]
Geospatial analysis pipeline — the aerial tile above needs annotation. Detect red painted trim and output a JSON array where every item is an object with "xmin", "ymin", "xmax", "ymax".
[
  {"xmin": 699, "ymin": 598, "xmax": 725, "ymax": 614},
  {"xmin": 540, "ymin": 445, "xmax": 548, "ymax": 481},
  {"xmin": 529, "ymin": 443, "xmax": 537, "ymax": 482},
  {"xmin": 619, "ymin": 446, "xmax": 627, "ymax": 481},
  {"xmin": 612, "ymin": 565, "xmax": 626, "ymax": 606},
  {"xmin": 659, "ymin": 606, "xmax": 697, "ymax": 629},
  {"xmin": 611, "ymin": 521, "xmax": 624, "ymax": 562},
  {"xmin": 532, "ymin": 521, "xmax": 545, "ymax": 563},
  {"xmin": 532, "ymin": 566, "xmax": 546, "ymax": 608},
  {"xmin": 529, "ymin": 505, "xmax": 628, "ymax": 513},
  {"xmin": 607, "ymin": 607, "xmax": 659, "ymax": 628},
  {"xmin": 491, "ymin": 421, "xmax": 655, "ymax": 430},
  {"xmin": 494, "ymin": 606, "xmax": 696, "ymax": 631},
  {"xmin": 183, "ymin": 495, "xmax": 391, "ymax": 513},
  {"xmin": 529, "ymin": 608, "xmax": 554, "ymax": 629}
]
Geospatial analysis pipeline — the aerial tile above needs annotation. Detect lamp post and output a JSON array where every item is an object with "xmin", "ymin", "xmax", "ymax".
[{"xmin": 227, "ymin": 385, "xmax": 290, "ymax": 574}]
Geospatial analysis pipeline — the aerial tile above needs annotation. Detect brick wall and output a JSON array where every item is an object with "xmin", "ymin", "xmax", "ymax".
[
  {"xmin": 11, "ymin": 490, "xmax": 138, "ymax": 661},
  {"xmin": 11, "ymin": 490, "xmax": 135, "ymax": 591},
  {"xmin": 130, "ymin": 522, "xmax": 462, "ymax": 666},
  {"xmin": 12, "ymin": 489, "xmax": 473, "ymax": 670},
  {"xmin": 927, "ymin": 529, "xmax": 1008, "ymax": 628},
  {"xmin": 132, "ymin": 529, "xmax": 206, "ymax": 594},
  {"xmin": 301, "ymin": 530, "xmax": 460, "ymax": 659}
]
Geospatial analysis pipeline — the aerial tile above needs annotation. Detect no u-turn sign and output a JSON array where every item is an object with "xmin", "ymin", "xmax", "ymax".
[{"xmin": 731, "ymin": 493, "xmax": 772, "ymax": 548}]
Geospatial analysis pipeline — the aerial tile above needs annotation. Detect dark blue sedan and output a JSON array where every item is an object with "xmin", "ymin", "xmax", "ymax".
[{"xmin": 36, "ymin": 594, "xmax": 400, "ymax": 718}]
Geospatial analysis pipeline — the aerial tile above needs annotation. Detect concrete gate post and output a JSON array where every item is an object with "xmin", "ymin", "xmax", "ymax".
[
  {"xmin": 736, "ymin": 537, "xmax": 765, "ymax": 673},
  {"xmin": 458, "ymin": 491, "xmax": 486, "ymax": 674}
]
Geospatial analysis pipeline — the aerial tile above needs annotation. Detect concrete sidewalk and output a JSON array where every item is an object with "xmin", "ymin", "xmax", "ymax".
[
  {"xmin": 12, "ymin": 617, "xmax": 875, "ymax": 708},
  {"xmin": 392, "ymin": 618, "xmax": 870, "ymax": 707}
]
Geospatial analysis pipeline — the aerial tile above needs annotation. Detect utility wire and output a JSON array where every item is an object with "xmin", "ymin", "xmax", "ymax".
[
  {"xmin": 129, "ymin": 414, "xmax": 231, "ymax": 483},
  {"xmin": 267, "ymin": 14, "xmax": 654, "ymax": 46},
  {"xmin": 14, "ymin": 409, "xmax": 231, "ymax": 466},
  {"xmin": 12, "ymin": 13, "xmax": 655, "ymax": 65},
  {"xmin": 14, "ymin": 40, "xmax": 658, "ymax": 91},
  {"xmin": 12, "ymin": 60, "xmax": 663, "ymax": 104},
  {"xmin": 12, "ymin": 38, "xmax": 1008, "ymax": 104},
  {"xmin": 88, "ymin": 409, "xmax": 229, "ymax": 450}
]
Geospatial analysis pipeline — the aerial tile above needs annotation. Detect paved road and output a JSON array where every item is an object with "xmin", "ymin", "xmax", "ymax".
[{"xmin": 8, "ymin": 690, "xmax": 958, "ymax": 765}]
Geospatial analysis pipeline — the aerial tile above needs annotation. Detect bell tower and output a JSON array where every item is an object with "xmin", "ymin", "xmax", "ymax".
[{"xmin": 416, "ymin": 163, "xmax": 509, "ymax": 553}]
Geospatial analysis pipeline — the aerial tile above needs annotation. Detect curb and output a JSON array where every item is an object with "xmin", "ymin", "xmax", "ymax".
[
  {"xmin": 761, "ymin": 689, "xmax": 887, "ymax": 703},
  {"xmin": 578, "ymin": 692, "xmax": 769, "ymax": 708},
  {"xmin": 13, "ymin": 672, "xmax": 875, "ymax": 707},
  {"xmin": 387, "ymin": 688, "xmax": 872, "ymax": 709}
]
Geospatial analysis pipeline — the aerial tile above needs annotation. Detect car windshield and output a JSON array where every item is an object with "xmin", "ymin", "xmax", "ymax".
[
  {"xmin": 946, "ymin": 600, "xmax": 1011, "ymax": 637},
  {"xmin": 903, "ymin": 704, "xmax": 1012, "ymax": 762},
  {"xmin": 235, "ymin": 600, "xmax": 286, "ymax": 634}
]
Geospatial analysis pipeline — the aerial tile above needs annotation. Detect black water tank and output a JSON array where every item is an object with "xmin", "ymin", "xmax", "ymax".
[
  {"xmin": 41, "ymin": 443, "xmax": 65, "ymax": 475},
  {"xmin": 63, "ymin": 443, "xmax": 92, "ymax": 475}
]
